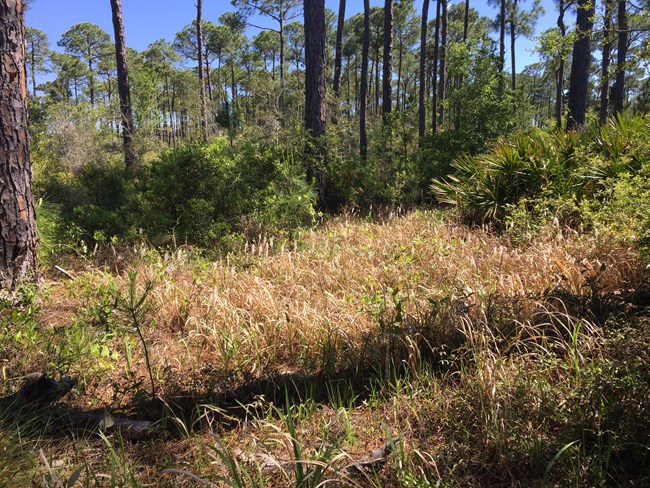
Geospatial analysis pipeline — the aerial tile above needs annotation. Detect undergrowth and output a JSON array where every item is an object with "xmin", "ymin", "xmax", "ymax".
[{"xmin": 1, "ymin": 210, "xmax": 649, "ymax": 486}]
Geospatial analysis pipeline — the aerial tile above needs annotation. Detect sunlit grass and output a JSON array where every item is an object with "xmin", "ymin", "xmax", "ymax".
[{"xmin": 2, "ymin": 209, "xmax": 648, "ymax": 486}]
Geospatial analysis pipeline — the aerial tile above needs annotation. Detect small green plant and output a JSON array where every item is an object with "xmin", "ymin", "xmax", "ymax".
[{"xmin": 116, "ymin": 271, "xmax": 156, "ymax": 398}]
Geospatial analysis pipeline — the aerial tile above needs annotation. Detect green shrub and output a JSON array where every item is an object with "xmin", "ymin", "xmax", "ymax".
[
  {"xmin": 430, "ymin": 131, "xmax": 583, "ymax": 224},
  {"xmin": 431, "ymin": 115, "xmax": 650, "ymax": 228},
  {"xmin": 140, "ymin": 142, "xmax": 231, "ymax": 246},
  {"xmin": 582, "ymin": 163, "xmax": 650, "ymax": 260}
]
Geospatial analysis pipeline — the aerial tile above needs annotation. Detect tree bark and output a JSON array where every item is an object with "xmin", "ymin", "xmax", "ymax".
[
  {"xmin": 463, "ymin": 0, "xmax": 470, "ymax": 41},
  {"xmin": 381, "ymin": 0, "xmax": 393, "ymax": 122},
  {"xmin": 418, "ymin": 0, "xmax": 430, "ymax": 141},
  {"xmin": 110, "ymin": 0, "xmax": 137, "ymax": 170},
  {"xmin": 0, "ymin": 0, "xmax": 39, "ymax": 289},
  {"xmin": 599, "ymin": 0, "xmax": 612, "ymax": 125},
  {"xmin": 437, "ymin": 0, "xmax": 447, "ymax": 128},
  {"xmin": 196, "ymin": 0, "xmax": 208, "ymax": 142},
  {"xmin": 613, "ymin": 0, "xmax": 627, "ymax": 115},
  {"xmin": 304, "ymin": 0, "xmax": 327, "ymax": 210},
  {"xmin": 499, "ymin": 0, "xmax": 506, "ymax": 75},
  {"xmin": 205, "ymin": 47, "xmax": 213, "ymax": 101},
  {"xmin": 360, "ymin": 0, "xmax": 370, "ymax": 160},
  {"xmin": 432, "ymin": 0, "xmax": 440, "ymax": 133},
  {"xmin": 510, "ymin": 0, "xmax": 517, "ymax": 91},
  {"xmin": 231, "ymin": 63, "xmax": 237, "ymax": 107},
  {"xmin": 566, "ymin": 0, "xmax": 595, "ymax": 130},
  {"xmin": 88, "ymin": 57, "xmax": 95, "ymax": 106},
  {"xmin": 555, "ymin": 0, "xmax": 566, "ymax": 128},
  {"xmin": 333, "ymin": 0, "xmax": 346, "ymax": 98}
]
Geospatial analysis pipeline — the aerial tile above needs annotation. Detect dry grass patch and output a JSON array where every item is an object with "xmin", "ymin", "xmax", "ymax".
[{"xmin": 2, "ymin": 210, "xmax": 648, "ymax": 486}]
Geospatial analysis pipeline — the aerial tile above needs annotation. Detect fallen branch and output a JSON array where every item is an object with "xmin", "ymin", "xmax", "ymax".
[
  {"xmin": 75, "ymin": 410, "xmax": 156, "ymax": 441},
  {"xmin": 2, "ymin": 374, "xmax": 77, "ymax": 408},
  {"xmin": 54, "ymin": 265, "xmax": 76, "ymax": 280}
]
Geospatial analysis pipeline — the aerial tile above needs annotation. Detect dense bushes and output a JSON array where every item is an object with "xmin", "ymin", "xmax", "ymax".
[
  {"xmin": 35, "ymin": 137, "xmax": 319, "ymax": 248},
  {"xmin": 431, "ymin": 114, "xmax": 650, "ymax": 253},
  {"xmin": 34, "ymin": 112, "xmax": 650, "ymax": 256}
]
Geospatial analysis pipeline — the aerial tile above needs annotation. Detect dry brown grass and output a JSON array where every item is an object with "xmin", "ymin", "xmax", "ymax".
[
  {"xmin": 128, "ymin": 211, "xmax": 641, "ymax": 391},
  {"xmin": 3, "ymin": 210, "xmax": 648, "ymax": 487}
]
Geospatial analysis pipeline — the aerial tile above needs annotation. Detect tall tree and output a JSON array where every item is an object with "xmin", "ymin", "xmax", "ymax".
[
  {"xmin": 0, "ymin": 0, "xmax": 39, "ymax": 288},
  {"xmin": 599, "ymin": 0, "xmax": 613, "ymax": 124},
  {"xmin": 509, "ymin": 0, "xmax": 518, "ymax": 91},
  {"xmin": 58, "ymin": 22, "xmax": 111, "ymax": 106},
  {"xmin": 489, "ymin": 0, "xmax": 506, "ymax": 76},
  {"xmin": 219, "ymin": 12, "xmax": 246, "ymax": 112},
  {"xmin": 438, "ymin": 0, "xmax": 448, "ymax": 127},
  {"xmin": 25, "ymin": 27, "xmax": 49, "ymax": 96},
  {"xmin": 304, "ymin": 0, "xmax": 327, "ymax": 209},
  {"xmin": 555, "ymin": 0, "xmax": 567, "ymax": 127},
  {"xmin": 174, "ymin": 21, "xmax": 219, "ymax": 101},
  {"xmin": 333, "ymin": 0, "xmax": 346, "ymax": 98},
  {"xmin": 360, "ymin": 0, "xmax": 370, "ymax": 159},
  {"xmin": 142, "ymin": 40, "xmax": 181, "ymax": 145},
  {"xmin": 382, "ymin": 0, "xmax": 394, "ymax": 121},
  {"xmin": 613, "ymin": 0, "xmax": 627, "ymax": 114},
  {"xmin": 197, "ymin": 0, "xmax": 208, "ymax": 142},
  {"xmin": 432, "ymin": 0, "xmax": 441, "ymax": 132},
  {"xmin": 109, "ymin": 0, "xmax": 137, "ymax": 169},
  {"xmin": 49, "ymin": 52, "xmax": 87, "ymax": 102},
  {"xmin": 508, "ymin": 0, "xmax": 543, "ymax": 91},
  {"xmin": 463, "ymin": 0, "xmax": 470, "ymax": 41},
  {"xmin": 418, "ymin": 0, "xmax": 430, "ymax": 140},
  {"xmin": 232, "ymin": 0, "xmax": 301, "ymax": 118},
  {"xmin": 393, "ymin": 0, "xmax": 417, "ymax": 111},
  {"xmin": 566, "ymin": 0, "xmax": 595, "ymax": 130}
]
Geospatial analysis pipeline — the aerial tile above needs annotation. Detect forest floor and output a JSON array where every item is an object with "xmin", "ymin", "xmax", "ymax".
[{"xmin": 1, "ymin": 209, "xmax": 649, "ymax": 487}]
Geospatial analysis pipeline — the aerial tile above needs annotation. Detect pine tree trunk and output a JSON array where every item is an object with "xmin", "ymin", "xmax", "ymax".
[
  {"xmin": 599, "ymin": 0, "xmax": 612, "ymax": 125},
  {"xmin": 381, "ymin": 0, "xmax": 393, "ymax": 122},
  {"xmin": 463, "ymin": 0, "xmax": 469, "ymax": 41},
  {"xmin": 110, "ymin": 0, "xmax": 137, "ymax": 170},
  {"xmin": 205, "ymin": 51, "xmax": 213, "ymax": 101},
  {"xmin": 0, "ymin": 0, "xmax": 39, "ymax": 289},
  {"xmin": 555, "ymin": 0, "xmax": 566, "ymax": 128},
  {"xmin": 304, "ymin": 0, "xmax": 327, "ymax": 209},
  {"xmin": 279, "ymin": 20, "xmax": 285, "ymax": 121},
  {"xmin": 231, "ymin": 63, "xmax": 237, "ymax": 107},
  {"xmin": 510, "ymin": 0, "xmax": 517, "ymax": 91},
  {"xmin": 360, "ymin": 0, "xmax": 370, "ymax": 160},
  {"xmin": 437, "ymin": 0, "xmax": 447, "ymax": 128},
  {"xmin": 613, "ymin": 0, "xmax": 627, "ymax": 115},
  {"xmin": 333, "ymin": 0, "xmax": 346, "ymax": 98},
  {"xmin": 499, "ymin": 0, "xmax": 505, "ymax": 75},
  {"xmin": 432, "ymin": 0, "xmax": 440, "ymax": 133},
  {"xmin": 196, "ymin": 0, "xmax": 208, "ymax": 142},
  {"xmin": 418, "ymin": 0, "xmax": 430, "ymax": 141},
  {"xmin": 374, "ymin": 44, "xmax": 380, "ymax": 115},
  {"xmin": 566, "ymin": 0, "xmax": 595, "ymax": 130},
  {"xmin": 88, "ymin": 57, "xmax": 95, "ymax": 106}
]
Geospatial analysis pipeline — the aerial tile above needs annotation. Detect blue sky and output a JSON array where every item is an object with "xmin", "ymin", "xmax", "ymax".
[{"xmin": 26, "ymin": 0, "xmax": 558, "ymax": 72}]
